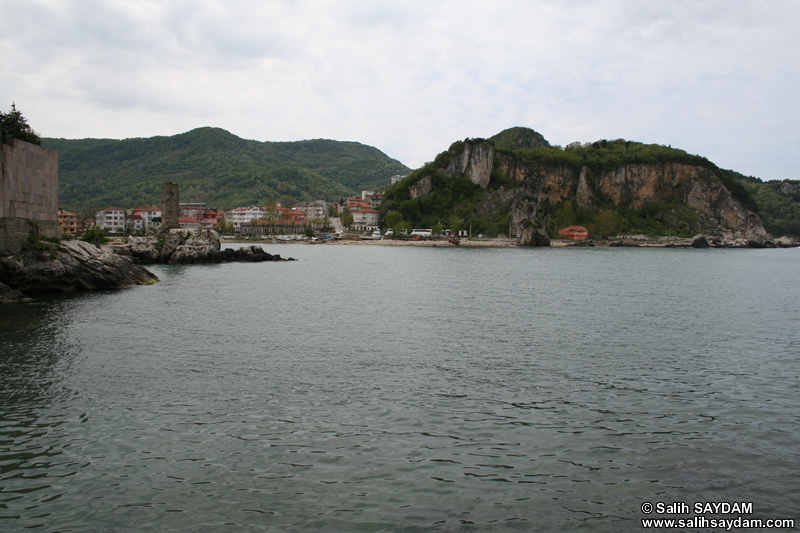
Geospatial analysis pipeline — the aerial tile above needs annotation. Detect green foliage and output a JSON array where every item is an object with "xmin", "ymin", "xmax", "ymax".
[
  {"xmin": 1, "ymin": 104, "xmax": 42, "ymax": 146},
  {"xmin": 303, "ymin": 225, "xmax": 314, "ymax": 238},
  {"xmin": 80, "ymin": 226, "xmax": 110, "ymax": 243},
  {"xmin": 740, "ymin": 178, "xmax": 800, "ymax": 236},
  {"xmin": 553, "ymin": 201, "xmax": 577, "ymax": 229},
  {"xmin": 390, "ymin": 174, "xmax": 487, "ymax": 231},
  {"xmin": 44, "ymin": 127, "xmax": 409, "ymax": 212},
  {"xmin": 588, "ymin": 209, "xmax": 624, "ymax": 238},
  {"xmin": 384, "ymin": 210, "xmax": 409, "ymax": 232},
  {"xmin": 489, "ymin": 127, "xmax": 550, "ymax": 152}
]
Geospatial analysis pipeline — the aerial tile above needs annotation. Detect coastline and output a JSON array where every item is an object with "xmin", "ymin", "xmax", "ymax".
[{"xmin": 219, "ymin": 237, "xmax": 689, "ymax": 247}]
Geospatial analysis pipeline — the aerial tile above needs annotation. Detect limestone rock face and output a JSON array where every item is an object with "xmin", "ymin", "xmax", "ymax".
[
  {"xmin": 409, "ymin": 176, "xmax": 432, "ymax": 199},
  {"xmin": 402, "ymin": 136, "xmax": 772, "ymax": 248},
  {"xmin": 445, "ymin": 142, "xmax": 495, "ymax": 188},
  {"xmin": 0, "ymin": 240, "xmax": 158, "ymax": 296},
  {"xmin": 531, "ymin": 162, "xmax": 767, "ymax": 246}
]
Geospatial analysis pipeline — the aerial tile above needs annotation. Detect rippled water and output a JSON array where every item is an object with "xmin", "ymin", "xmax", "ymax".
[{"xmin": 1, "ymin": 245, "xmax": 798, "ymax": 531}]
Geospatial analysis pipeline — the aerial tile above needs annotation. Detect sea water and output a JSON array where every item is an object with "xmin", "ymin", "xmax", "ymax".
[{"xmin": 1, "ymin": 245, "xmax": 798, "ymax": 531}]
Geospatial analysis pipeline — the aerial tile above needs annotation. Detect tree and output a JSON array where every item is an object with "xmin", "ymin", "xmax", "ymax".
[
  {"xmin": 589, "ymin": 209, "xmax": 624, "ymax": 238},
  {"xmin": 553, "ymin": 201, "xmax": 577, "ymax": 229},
  {"xmin": 1, "ymin": 103, "xmax": 42, "ymax": 146},
  {"xmin": 384, "ymin": 210, "xmax": 408, "ymax": 232},
  {"xmin": 341, "ymin": 207, "xmax": 354, "ymax": 229}
]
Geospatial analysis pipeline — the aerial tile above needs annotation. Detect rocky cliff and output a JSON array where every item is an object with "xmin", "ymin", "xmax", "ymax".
[{"xmin": 387, "ymin": 129, "xmax": 769, "ymax": 247}]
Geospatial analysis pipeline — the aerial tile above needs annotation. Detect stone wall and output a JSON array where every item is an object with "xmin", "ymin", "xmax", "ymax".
[
  {"xmin": 161, "ymin": 182, "xmax": 179, "ymax": 229},
  {"xmin": 1, "ymin": 140, "xmax": 59, "ymax": 221},
  {"xmin": 0, "ymin": 139, "xmax": 61, "ymax": 255}
]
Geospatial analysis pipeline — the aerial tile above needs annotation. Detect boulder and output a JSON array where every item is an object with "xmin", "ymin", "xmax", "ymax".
[
  {"xmin": 691, "ymin": 235, "xmax": 711, "ymax": 248},
  {"xmin": 774, "ymin": 236, "xmax": 799, "ymax": 248},
  {"xmin": 0, "ymin": 281, "xmax": 32, "ymax": 304}
]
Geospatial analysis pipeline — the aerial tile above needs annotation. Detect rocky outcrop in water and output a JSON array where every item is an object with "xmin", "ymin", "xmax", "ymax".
[
  {"xmin": 0, "ymin": 239, "xmax": 159, "ymax": 302},
  {"xmin": 120, "ymin": 229, "xmax": 291, "ymax": 264}
]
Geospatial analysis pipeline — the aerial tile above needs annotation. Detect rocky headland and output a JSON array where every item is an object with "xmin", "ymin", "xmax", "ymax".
[
  {"xmin": 391, "ymin": 129, "xmax": 784, "ymax": 247},
  {"xmin": 0, "ymin": 239, "xmax": 158, "ymax": 303}
]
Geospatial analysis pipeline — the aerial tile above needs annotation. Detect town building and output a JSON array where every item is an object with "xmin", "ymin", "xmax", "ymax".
[
  {"xmin": 125, "ymin": 212, "xmax": 144, "ymax": 234},
  {"xmin": 351, "ymin": 207, "xmax": 380, "ymax": 230},
  {"xmin": 200, "ymin": 209, "xmax": 225, "ymax": 230},
  {"xmin": 558, "ymin": 225, "xmax": 589, "ymax": 240},
  {"xmin": 95, "ymin": 207, "xmax": 126, "ymax": 233},
  {"xmin": 58, "ymin": 208, "xmax": 79, "ymax": 235},
  {"xmin": 229, "ymin": 206, "xmax": 266, "ymax": 231},
  {"xmin": 362, "ymin": 191, "xmax": 385, "ymax": 209},
  {"xmin": 178, "ymin": 217, "xmax": 200, "ymax": 229},
  {"xmin": 293, "ymin": 200, "xmax": 328, "ymax": 223},
  {"xmin": 134, "ymin": 205, "xmax": 162, "ymax": 231},
  {"xmin": 180, "ymin": 202, "xmax": 207, "ymax": 220}
]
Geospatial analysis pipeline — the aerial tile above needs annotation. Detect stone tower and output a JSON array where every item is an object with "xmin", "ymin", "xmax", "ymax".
[{"xmin": 161, "ymin": 182, "xmax": 179, "ymax": 229}]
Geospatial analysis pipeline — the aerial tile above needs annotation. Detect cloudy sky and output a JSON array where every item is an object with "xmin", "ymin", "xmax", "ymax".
[{"xmin": 2, "ymin": 0, "xmax": 798, "ymax": 180}]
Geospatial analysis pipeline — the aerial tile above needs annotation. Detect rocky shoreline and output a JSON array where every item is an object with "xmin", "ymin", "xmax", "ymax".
[
  {"xmin": 0, "ymin": 229, "xmax": 292, "ymax": 303},
  {"xmin": 225, "ymin": 233, "xmax": 799, "ymax": 249}
]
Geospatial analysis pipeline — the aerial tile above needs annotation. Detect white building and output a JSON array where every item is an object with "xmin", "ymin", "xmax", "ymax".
[
  {"xmin": 229, "ymin": 206, "xmax": 267, "ymax": 231},
  {"xmin": 293, "ymin": 200, "xmax": 328, "ymax": 223},
  {"xmin": 351, "ymin": 207, "xmax": 380, "ymax": 230},
  {"xmin": 131, "ymin": 205, "xmax": 162, "ymax": 231},
  {"xmin": 125, "ymin": 213, "xmax": 144, "ymax": 234},
  {"xmin": 95, "ymin": 207, "xmax": 126, "ymax": 233}
]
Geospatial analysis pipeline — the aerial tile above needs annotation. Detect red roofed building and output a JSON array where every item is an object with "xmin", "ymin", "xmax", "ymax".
[
  {"xmin": 178, "ymin": 217, "xmax": 200, "ymax": 229},
  {"xmin": 558, "ymin": 225, "xmax": 589, "ymax": 240},
  {"xmin": 352, "ymin": 207, "xmax": 380, "ymax": 231}
]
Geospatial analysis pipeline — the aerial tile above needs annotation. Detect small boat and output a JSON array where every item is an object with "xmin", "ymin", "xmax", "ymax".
[{"xmin": 448, "ymin": 236, "xmax": 461, "ymax": 245}]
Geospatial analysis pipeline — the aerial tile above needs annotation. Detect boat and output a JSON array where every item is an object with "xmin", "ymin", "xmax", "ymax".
[{"xmin": 448, "ymin": 236, "xmax": 461, "ymax": 245}]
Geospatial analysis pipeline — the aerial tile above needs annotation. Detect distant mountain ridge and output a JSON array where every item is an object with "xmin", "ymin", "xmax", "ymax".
[{"xmin": 44, "ymin": 127, "xmax": 410, "ymax": 213}]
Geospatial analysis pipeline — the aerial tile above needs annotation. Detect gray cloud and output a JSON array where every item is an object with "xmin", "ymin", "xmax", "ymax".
[{"xmin": 1, "ymin": 0, "xmax": 797, "ymax": 180}]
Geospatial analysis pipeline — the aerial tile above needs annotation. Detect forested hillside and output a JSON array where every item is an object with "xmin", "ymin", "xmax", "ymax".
[
  {"xmin": 44, "ymin": 127, "xmax": 409, "ymax": 214},
  {"xmin": 731, "ymin": 171, "xmax": 800, "ymax": 237}
]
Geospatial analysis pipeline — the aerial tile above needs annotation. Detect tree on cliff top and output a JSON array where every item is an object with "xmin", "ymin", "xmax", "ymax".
[{"xmin": 0, "ymin": 104, "xmax": 42, "ymax": 146}]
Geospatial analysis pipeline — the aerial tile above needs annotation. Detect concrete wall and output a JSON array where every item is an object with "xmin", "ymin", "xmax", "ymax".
[{"xmin": 0, "ymin": 139, "xmax": 61, "ymax": 255}]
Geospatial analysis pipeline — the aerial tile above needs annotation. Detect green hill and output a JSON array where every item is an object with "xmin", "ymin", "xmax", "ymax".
[{"xmin": 44, "ymin": 127, "xmax": 409, "ymax": 213}]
